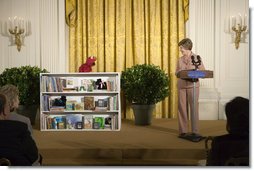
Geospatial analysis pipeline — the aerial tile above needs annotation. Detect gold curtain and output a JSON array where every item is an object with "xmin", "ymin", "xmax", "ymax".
[{"xmin": 66, "ymin": 0, "xmax": 189, "ymax": 119}]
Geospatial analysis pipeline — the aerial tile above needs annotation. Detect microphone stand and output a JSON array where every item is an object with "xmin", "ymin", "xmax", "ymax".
[
  {"xmin": 191, "ymin": 56, "xmax": 201, "ymax": 137},
  {"xmin": 189, "ymin": 56, "xmax": 204, "ymax": 141}
]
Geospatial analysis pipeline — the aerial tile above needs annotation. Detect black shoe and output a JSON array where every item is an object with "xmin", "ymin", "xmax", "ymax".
[
  {"xmin": 191, "ymin": 133, "xmax": 206, "ymax": 141},
  {"xmin": 179, "ymin": 132, "xmax": 206, "ymax": 142},
  {"xmin": 191, "ymin": 133, "xmax": 201, "ymax": 138},
  {"xmin": 178, "ymin": 133, "xmax": 187, "ymax": 138}
]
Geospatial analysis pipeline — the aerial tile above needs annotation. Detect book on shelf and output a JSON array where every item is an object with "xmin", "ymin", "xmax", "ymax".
[
  {"xmin": 76, "ymin": 122, "xmax": 83, "ymax": 129},
  {"xmin": 57, "ymin": 121, "xmax": 66, "ymax": 129},
  {"xmin": 42, "ymin": 95, "xmax": 50, "ymax": 111},
  {"xmin": 41, "ymin": 76, "xmax": 66, "ymax": 92},
  {"xmin": 50, "ymin": 106, "xmax": 65, "ymax": 112},
  {"xmin": 47, "ymin": 116, "xmax": 66, "ymax": 129},
  {"xmin": 66, "ymin": 78, "xmax": 74, "ymax": 88},
  {"xmin": 108, "ymin": 96, "xmax": 118, "ymax": 111},
  {"xmin": 56, "ymin": 116, "xmax": 66, "ymax": 129},
  {"xmin": 47, "ymin": 117, "xmax": 55, "ymax": 129},
  {"xmin": 60, "ymin": 78, "xmax": 67, "ymax": 88},
  {"xmin": 81, "ymin": 79, "xmax": 93, "ymax": 91},
  {"xmin": 66, "ymin": 114, "xmax": 83, "ymax": 129},
  {"xmin": 106, "ymin": 77, "xmax": 117, "ymax": 91},
  {"xmin": 63, "ymin": 78, "xmax": 79, "ymax": 91},
  {"xmin": 65, "ymin": 100, "xmax": 77, "ymax": 110},
  {"xmin": 93, "ymin": 116, "xmax": 105, "ymax": 129},
  {"xmin": 83, "ymin": 115, "xmax": 93, "ymax": 129},
  {"xmin": 62, "ymin": 88, "xmax": 77, "ymax": 92},
  {"xmin": 94, "ymin": 98, "xmax": 108, "ymax": 111},
  {"xmin": 83, "ymin": 96, "xmax": 95, "ymax": 110},
  {"xmin": 104, "ymin": 116, "xmax": 112, "ymax": 129},
  {"xmin": 74, "ymin": 102, "xmax": 84, "ymax": 111}
]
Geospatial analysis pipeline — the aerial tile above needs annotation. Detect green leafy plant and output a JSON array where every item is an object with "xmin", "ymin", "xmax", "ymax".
[
  {"xmin": 0, "ymin": 65, "xmax": 48, "ymax": 106},
  {"xmin": 121, "ymin": 64, "xmax": 169, "ymax": 105}
]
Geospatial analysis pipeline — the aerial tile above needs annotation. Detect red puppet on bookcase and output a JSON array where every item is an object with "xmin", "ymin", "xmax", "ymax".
[{"xmin": 79, "ymin": 56, "xmax": 97, "ymax": 72}]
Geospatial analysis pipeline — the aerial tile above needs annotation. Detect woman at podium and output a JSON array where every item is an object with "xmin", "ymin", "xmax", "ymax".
[{"xmin": 175, "ymin": 38, "xmax": 205, "ymax": 140}]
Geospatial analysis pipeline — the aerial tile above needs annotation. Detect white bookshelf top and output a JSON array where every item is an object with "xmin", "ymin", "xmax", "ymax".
[
  {"xmin": 40, "ymin": 72, "xmax": 120, "ymax": 77},
  {"xmin": 41, "ymin": 91, "xmax": 119, "ymax": 96}
]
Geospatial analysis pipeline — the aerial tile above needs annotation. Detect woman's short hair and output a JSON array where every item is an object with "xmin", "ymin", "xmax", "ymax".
[
  {"xmin": 178, "ymin": 38, "xmax": 193, "ymax": 50},
  {"xmin": 225, "ymin": 96, "xmax": 249, "ymax": 134},
  {"xmin": 0, "ymin": 93, "xmax": 7, "ymax": 115},
  {"xmin": 0, "ymin": 84, "xmax": 19, "ymax": 111}
]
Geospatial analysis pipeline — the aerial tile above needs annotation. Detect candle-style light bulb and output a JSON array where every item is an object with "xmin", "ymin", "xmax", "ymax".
[
  {"xmin": 231, "ymin": 16, "xmax": 236, "ymax": 28},
  {"xmin": 237, "ymin": 13, "xmax": 242, "ymax": 26},
  {"xmin": 224, "ymin": 17, "xmax": 230, "ymax": 33},
  {"xmin": 243, "ymin": 14, "xmax": 247, "ymax": 27},
  {"xmin": 14, "ymin": 16, "xmax": 17, "ymax": 27}
]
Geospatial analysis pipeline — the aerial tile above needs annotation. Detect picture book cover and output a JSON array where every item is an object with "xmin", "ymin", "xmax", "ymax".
[
  {"xmin": 83, "ymin": 96, "xmax": 95, "ymax": 110},
  {"xmin": 47, "ymin": 116, "xmax": 66, "ymax": 129},
  {"xmin": 74, "ymin": 102, "xmax": 84, "ymax": 111},
  {"xmin": 47, "ymin": 117, "xmax": 55, "ymax": 129},
  {"xmin": 55, "ymin": 116, "xmax": 66, "ymax": 129},
  {"xmin": 95, "ymin": 98, "xmax": 108, "ymax": 111},
  {"xmin": 66, "ymin": 114, "xmax": 83, "ymax": 129},
  {"xmin": 66, "ymin": 100, "xmax": 76, "ymax": 110},
  {"xmin": 84, "ymin": 115, "xmax": 93, "ymax": 129},
  {"xmin": 93, "ymin": 116, "xmax": 105, "ymax": 129},
  {"xmin": 104, "ymin": 116, "xmax": 112, "ymax": 129}
]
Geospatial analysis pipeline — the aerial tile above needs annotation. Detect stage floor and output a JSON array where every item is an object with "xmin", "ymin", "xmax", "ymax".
[{"xmin": 33, "ymin": 119, "xmax": 227, "ymax": 166}]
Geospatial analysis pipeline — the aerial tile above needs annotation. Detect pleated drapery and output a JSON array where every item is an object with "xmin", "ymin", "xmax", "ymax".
[{"xmin": 65, "ymin": 0, "xmax": 189, "ymax": 119}]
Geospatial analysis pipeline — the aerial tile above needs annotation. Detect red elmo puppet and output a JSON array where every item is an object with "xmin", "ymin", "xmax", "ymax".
[{"xmin": 79, "ymin": 56, "xmax": 97, "ymax": 72}]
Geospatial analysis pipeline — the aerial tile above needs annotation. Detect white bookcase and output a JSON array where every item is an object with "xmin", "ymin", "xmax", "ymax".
[{"xmin": 40, "ymin": 72, "xmax": 121, "ymax": 131}]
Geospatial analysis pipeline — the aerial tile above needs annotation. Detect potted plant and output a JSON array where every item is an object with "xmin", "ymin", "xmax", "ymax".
[
  {"xmin": 121, "ymin": 64, "xmax": 169, "ymax": 125},
  {"xmin": 0, "ymin": 65, "xmax": 48, "ymax": 124}
]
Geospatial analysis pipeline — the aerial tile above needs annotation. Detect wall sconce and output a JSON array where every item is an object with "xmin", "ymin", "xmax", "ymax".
[
  {"xmin": 0, "ymin": 16, "xmax": 31, "ymax": 52},
  {"xmin": 224, "ymin": 13, "xmax": 248, "ymax": 49}
]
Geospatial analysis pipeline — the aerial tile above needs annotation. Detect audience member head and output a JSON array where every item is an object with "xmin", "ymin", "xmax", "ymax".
[
  {"xmin": 225, "ymin": 96, "xmax": 249, "ymax": 135},
  {"xmin": 0, "ymin": 84, "xmax": 20, "ymax": 112},
  {"xmin": 0, "ymin": 93, "xmax": 10, "ymax": 120}
]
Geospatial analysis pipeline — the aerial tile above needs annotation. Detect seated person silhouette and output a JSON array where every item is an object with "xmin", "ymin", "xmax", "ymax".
[
  {"xmin": 0, "ymin": 84, "xmax": 33, "ymax": 136},
  {"xmin": 206, "ymin": 96, "xmax": 249, "ymax": 166},
  {"xmin": 0, "ymin": 93, "xmax": 41, "ymax": 166}
]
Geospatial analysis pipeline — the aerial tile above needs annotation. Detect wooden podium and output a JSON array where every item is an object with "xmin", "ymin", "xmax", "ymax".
[
  {"xmin": 177, "ymin": 70, "xmax": 213, "ymax": 79},
  {"xmin": 177, "ymin": 70, "xmax": 214, "ymax": 142}
]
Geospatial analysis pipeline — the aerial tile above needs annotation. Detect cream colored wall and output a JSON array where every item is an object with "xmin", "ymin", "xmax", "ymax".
[
  {"xmin": 186, "ymin": 0, "xmax": 249, "ymax": 120},
  {"xmin": 0, "ymin": 0, "xmax": 67, "ymax": 73},
  {"xmin": 0, "ymin": 0, "xmax": 249, "ymax": 120}
]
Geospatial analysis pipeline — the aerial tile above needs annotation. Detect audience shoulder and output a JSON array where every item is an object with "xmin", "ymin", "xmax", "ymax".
[
  {"xmin": 0, "ymin": 120, "xmax": 28, "ymax": 130},
  {"xmin": 8, "ymin": 112, "xmax": 32, "ymax": 125}
]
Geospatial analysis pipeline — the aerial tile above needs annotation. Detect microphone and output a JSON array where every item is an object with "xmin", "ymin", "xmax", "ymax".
[
  {"xmin": 197, "ymin": 55, "xmax": 201, "ymax": 61},
  {"xmin": 191, "ymin": 55, "xmax": 194, "ymax": 61},
  {"xmin": 191, "ymin": 55, "xmax": 201, "ymax": 62},
  {"xmin": 191, "ymin": 55, "xmax": 201, "ymax": 70}
]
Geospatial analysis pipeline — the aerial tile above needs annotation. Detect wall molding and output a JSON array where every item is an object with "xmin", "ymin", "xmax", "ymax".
[
  {"xmin": 187, "ymin": 0, "xmax": 249, "ymax": 120},
  {"xmin": 0, "ymin": 0, "xmax": 67, "ymax": 73}
]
